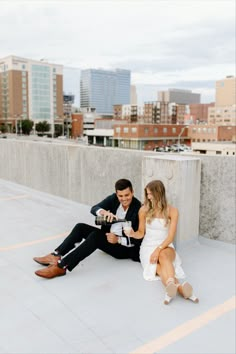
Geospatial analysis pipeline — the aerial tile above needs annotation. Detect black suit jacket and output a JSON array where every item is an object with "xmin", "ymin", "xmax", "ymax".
[{"xmin": 90, "ymin": 193, "xmax": 142, "ymax": 254}]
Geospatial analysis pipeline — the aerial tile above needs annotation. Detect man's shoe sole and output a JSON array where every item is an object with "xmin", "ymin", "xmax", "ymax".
[
  {"xmin": 33, "ymin": 258, "xmax": 50, "ymax": 266},
  {"xmin": 35, "ymin": 270, "xmax": 66, "ymax": 279}
]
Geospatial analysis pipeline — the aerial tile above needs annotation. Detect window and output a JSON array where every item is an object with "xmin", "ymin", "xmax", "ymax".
[
  {"xmin": 144, "ymin": 128, "xmax": 149, "ymax": 134},
  {"xmin": 172, "ymin": 127, "xmax": 176, "ymax": 133},
  {"xmin": 124, "ymin": 127, "xmax": 129, "ymax": 133},
  {"xmin": 131, "ymin": 127, "xmax": 137, "ymax": 133},
  {"xmin": 163, "ymin": 127, "xmax": 167, "ymax": 133}
]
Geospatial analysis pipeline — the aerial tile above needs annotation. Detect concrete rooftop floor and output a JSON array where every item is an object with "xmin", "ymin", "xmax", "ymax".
[{"xmin": 0, "ymin": 178, "xmax": 235, "ymax": 354}]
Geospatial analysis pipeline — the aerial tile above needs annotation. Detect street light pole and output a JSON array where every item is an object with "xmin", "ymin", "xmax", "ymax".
[
  {"xmin": 178, "ymin": 126, "xmax": 188, "ymax": 151},
  {"xmin": 19, "ymin": 119, "xmax": 22, "ymax": 136},
  {"xmin": 66, "ymin": 113, "xmax": 71, "ymax": 139},
  {"xmin": 51, "ymin": 116, "xmax": 54, "ymax": 139},
  {"xmin": 14, "ymin": 114, "xmax": 22, "ymax": 135},
  {"xmin": 15, "ymin": 116, "xmax": 18, "ymax": 135}
]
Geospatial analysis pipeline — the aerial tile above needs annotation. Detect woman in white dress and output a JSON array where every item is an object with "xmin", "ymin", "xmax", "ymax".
[{"xmin": 125, "ymin": 180, "xmax": 198, "ymax": 305}]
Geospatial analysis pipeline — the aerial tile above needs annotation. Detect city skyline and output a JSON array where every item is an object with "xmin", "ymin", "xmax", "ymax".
[{"xmin": 1, "ymin": 0, "xmax": 235, "ymax": 104}]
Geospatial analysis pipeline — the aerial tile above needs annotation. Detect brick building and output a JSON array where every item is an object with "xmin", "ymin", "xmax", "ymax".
[{"xmin": 113, "ymin": 123, "xmax": 190, "ymax": 150}]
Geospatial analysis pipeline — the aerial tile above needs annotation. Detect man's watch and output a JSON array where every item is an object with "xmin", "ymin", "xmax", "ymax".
[{"xmin": 117, "ymin": 237, "xmax": 121, "ymax": 244}]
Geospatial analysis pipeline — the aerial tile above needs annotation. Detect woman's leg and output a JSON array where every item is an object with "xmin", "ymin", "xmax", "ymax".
[
  {"xmin": 156, "ymin": 248, "xmax": 179, "ymax": 304},
  {"xmin": 156, "ymin": 248, "xmax": 176, "ymax": 285}
]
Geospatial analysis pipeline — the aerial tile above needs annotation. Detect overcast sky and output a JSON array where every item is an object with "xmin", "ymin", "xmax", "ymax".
[{"xmin": 0, "ymin": 0, "xmax": 235, "ymax": 104}]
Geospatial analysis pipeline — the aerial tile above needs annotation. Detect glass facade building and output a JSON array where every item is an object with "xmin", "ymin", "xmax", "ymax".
[
  {"xmin": 0, "ymin": 55, "xmax": 63, "ymax": 133},
  {"xmin": 80, "ymin": 69, "xmax": 130, "ymax": 114},
  {"xmin": 31, "ymin": 65, "xmax": 51, "ymax": 120}
]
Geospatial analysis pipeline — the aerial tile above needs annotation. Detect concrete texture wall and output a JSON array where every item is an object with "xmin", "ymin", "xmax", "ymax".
[
  {"xmin": 0, "ymin": 139, "xmax": 235, "ymax": 244},
  {"xmin": 198, "ymin": 155, "xmax": 236, "ymax": 243},
  {"xmin": 142, "ymin": 155, "xmax": 201, "ymax": 247},
  {"xmin": 0, "ymin": 139, "xmax": 145, "ymax": 205}
]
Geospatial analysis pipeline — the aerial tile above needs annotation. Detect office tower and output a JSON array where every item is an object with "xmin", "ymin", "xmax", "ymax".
[
  {"xmin": 80, "ymin": 68, "xmax": 130, "ymax": 115},
  {"xmin": 130, "ymin": 85, "xmax": 137, "ymax": 104},
  {"xmin": 0, "ymin": 55, "xmax": 63, "ymax": 133},
  {"xmin": 215, "ymin": 76, "xmax": 236, "ymax": 106},
  {"xmin": 63, "ymin": 66, "xmax": 80, "ymax": 107},
  {"xmin": 158, "ymin": 88, "xmax": 201, "ymax": 105}
]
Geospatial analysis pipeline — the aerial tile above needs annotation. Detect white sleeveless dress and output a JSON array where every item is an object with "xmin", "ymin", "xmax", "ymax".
[{"xmin": 140, "ymin": 218, "xmax": 186, "ymax": 281}]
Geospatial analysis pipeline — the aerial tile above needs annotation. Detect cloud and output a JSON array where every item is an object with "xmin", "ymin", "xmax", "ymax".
[{"xmin": 0, "ymin": 0, "xmax": 235, "ymax": 105}]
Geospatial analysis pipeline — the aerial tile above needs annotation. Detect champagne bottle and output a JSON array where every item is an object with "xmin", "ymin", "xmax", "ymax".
[{"xmin": 95, "ymin": 215, "xmax": 127, "ymax": 225}]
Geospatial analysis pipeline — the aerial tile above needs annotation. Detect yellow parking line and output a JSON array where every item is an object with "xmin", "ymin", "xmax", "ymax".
[
  {"xmin": 0, "ymin": 232, "xmax": 68, "ymax": 251},
  {"xmin": 0, "ymin": 194, "xmax": 29, "ymax": 201},
  {"xmin": 130, "ymin": 296, "xmax": 235, "ymax": 354}
]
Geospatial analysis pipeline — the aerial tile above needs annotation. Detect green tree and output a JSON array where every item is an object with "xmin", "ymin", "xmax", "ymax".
[
  {"xmin": 21, "ymin": 119, "xmax": 34, "ymax": 135},
  {"xmin": 0, "ymin": 124, "xmax": 7, "ymax": 133},
  {"xmin": 55, "ymin": 124, "xmax": 62, "ymax": 137},
  {"xmin": 35, "ymin": 121, "xmax": 50, "ymax": 135}
]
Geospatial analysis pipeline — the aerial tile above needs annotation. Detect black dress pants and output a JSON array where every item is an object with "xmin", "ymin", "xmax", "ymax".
[{"xmin": 55, "ymin": 223, "xmax": 139, "ymax": 271}]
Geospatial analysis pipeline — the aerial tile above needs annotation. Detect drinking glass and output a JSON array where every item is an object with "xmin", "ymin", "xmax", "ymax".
[{"xmin": 123, "ymin": 221, "xmax": 132, "ymax": 236}]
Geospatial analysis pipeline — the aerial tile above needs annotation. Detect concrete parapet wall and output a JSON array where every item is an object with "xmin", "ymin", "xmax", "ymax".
[
  {"xmin": 198, "ymin": 155, "xmax": 236, "ymax": 243},
  {"xmin": 0, "ymin": 139, "xmax": 145, "ymax": 204},
  {"xmin": 0, "ymin": 139, "xmax": 235, "ymax": 244},
  {"xmin": 142, "ymin": 155, "xmax": 201, "ymax": 247}
]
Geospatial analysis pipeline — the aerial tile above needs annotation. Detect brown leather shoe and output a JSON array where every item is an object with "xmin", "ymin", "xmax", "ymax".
[
  {"xmin": 35, "ymin": 264, "xmax": 66, "ymax": 279},
  {"xmin": 33, "ymin": 253, "xmax": 61, "ymax": 266}
]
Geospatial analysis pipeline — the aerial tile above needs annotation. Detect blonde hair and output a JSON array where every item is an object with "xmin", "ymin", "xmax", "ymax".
[{"xmin": 144, "ymin": 180, "xmax": 169, "ymax": 225}]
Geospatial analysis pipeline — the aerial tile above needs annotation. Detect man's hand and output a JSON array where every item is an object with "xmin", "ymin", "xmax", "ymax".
[
  {"xmin": 106, "ymin": 233, "xmax": 119, "ymax": 244},
  {"xmin": 100, "ymin": 210, "xmax": 117, "ymax": 222}
]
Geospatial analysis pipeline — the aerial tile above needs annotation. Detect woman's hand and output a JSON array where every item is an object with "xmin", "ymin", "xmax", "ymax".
[{"xmin": 150, "ymin": 248, "xmax": 160, "ymax": 264}]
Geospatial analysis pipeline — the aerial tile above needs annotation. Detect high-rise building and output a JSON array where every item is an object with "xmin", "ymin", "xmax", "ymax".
[
  {"xmin": 130, "ymin": 85, "xmax": 137, "ymax": 104},
  {"xmin": 158, "ymin": 88, "xmax": 200, "ymax": 105},
  {"xmin": 0, "ymin": 55, "xmax": 63, "ymax": 133},
  {"xmin": 80, "ymin": 68, "xmax": 130, "ymax": 115},
  {"xmin": 189, "ymin": 103, "xmax": 215, "ymax": 124},
  {"xmin": 215, "ymin": 76, "xmax": 236, "ymax": 107},
  {"xmin": 63, "ymin": 66, "xmax": 80, "ymax": 107}
]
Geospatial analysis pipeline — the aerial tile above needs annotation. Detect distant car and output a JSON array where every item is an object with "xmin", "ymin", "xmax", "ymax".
[
  {"xmin": 0, "ymin": 135, "xmax": 7, "ymax": 139},
  {"xmin": 181, "ymin": 144, "xmax": 192, "ymax": 151},
  {"xmin": 170, "ymin": 144, "xmax": 185, "ymax": 152},
  {"xmin": 154, "ymin": 146, "xmax": 171, "ymax": 152},
  {"xmin": 154, "ymin": 147, "xmax": 165, "ymax": 152}
]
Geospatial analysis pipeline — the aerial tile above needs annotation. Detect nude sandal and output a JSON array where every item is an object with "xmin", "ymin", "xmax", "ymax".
[
  {"xmin": 164, "ymin": 278, "xmax": 178, "ymax": 304},
  {"xmin": 182, "ymin": 281, "xmax": 199, "ymax": 303}
]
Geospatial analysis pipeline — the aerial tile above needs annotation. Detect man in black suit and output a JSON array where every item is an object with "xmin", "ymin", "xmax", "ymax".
[{"xmin": 34, "ymin": 179, "xmax": 142, "ymax": 279}]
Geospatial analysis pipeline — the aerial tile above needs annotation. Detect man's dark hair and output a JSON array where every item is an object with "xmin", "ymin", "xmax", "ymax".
[{"xmin": 115, "ymin": 179, "xmax": 133, "ymax": 192}]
